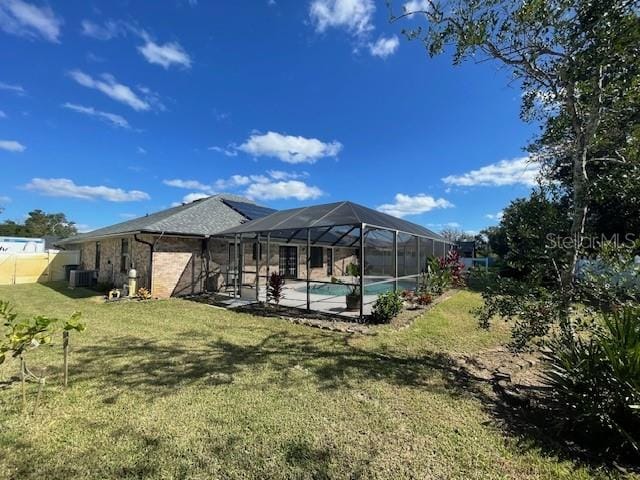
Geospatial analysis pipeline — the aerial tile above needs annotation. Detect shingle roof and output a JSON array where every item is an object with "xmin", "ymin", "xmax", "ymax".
[
  {"xmin": 218, "ymin": 201, "xmax": 448, "ymax": 241},
  {"xmin": 58, "ymin": 194, "xmax": 275, "ymax": 245}
]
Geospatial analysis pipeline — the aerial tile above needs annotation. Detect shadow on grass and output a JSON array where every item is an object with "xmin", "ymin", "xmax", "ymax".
[
  {"xmin": 39, "ymin": 280, "xmax": 104, "ymax": 299},
  {"xmin": 68, "ymin": 326, "xmax": 636, "ymax": 473},
  {"xmin": 284, "ymin": 440, "xmax": 333, "ymax": 479},
  {"xmin": 72, "ymin": 329, "xmax": 471, "ymax": 397}
]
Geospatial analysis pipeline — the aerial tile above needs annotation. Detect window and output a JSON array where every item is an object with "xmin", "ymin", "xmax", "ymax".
[
  {"xmin": 94, "ymin": 242, "xmax": 101, "ymax": 270},
  {"xmin": 120, "ymin": 238, "xmax": 130, "ymax": 273},
  {"xmin": 310, "ymin": 246, "xmax": 323, "ymax": 268}
]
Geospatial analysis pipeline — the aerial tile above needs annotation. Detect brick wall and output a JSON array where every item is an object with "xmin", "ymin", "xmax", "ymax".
[
  {"xmin": 79, "ymin": 235, "xmax": 151, "ymax": 290},
  {"xmin": 152, "ymin": 236, "xmax": 206, "ymax": 298}
]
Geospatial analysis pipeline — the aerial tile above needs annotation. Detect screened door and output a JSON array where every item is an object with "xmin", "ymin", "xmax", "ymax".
[{"xmin": 279, "ymin": 246, "xmax": 297, "ymax": 278}]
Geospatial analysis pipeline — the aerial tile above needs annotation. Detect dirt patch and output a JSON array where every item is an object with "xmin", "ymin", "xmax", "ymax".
[{"xmin": 453, "ymin": 347, "xmax": 549, "ymax": 406}]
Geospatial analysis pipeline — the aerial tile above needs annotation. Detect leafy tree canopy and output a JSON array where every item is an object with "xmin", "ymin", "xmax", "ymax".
[{"xmin": 0, "ymin": 210, "xmax": 78, "ymax": 239}]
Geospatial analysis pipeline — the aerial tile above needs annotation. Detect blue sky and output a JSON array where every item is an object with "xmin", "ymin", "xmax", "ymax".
[{"xmin": 0, "ymin": 0, "xmax": 539, "ymax": 234}]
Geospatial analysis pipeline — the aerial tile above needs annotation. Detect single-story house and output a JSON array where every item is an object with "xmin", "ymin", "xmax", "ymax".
[{"xmin": 56, "ymin": 194, "xmax": 276, "ymax": 297}]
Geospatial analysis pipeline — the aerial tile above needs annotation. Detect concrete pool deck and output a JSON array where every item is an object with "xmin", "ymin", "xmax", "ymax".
[{"xmin": 225, "ymin": 278, "xmax": 419, "ymax": 318}]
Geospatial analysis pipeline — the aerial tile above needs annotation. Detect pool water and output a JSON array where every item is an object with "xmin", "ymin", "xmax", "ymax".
[{"xmin": 295, "ymin": 280, "xmax": 417, "ymax": 296}]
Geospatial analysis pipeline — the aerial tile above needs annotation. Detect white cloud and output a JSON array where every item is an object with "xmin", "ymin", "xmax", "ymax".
[
  {"xmin": 0, "ymin": 81, "xmax": 25, "ymax": 95},
  {"xmin": 0, "ymin": 110, "xmax": 6, "ymax": 118},
  {"xmin": 485, "ymin": 211, "xmax": 504, "ymax": 221},
  {"xmin": 0, "ymin": 139, "xmax": 25, "ymax": 152},
  {"xmin": 137, "ymin": 146, "xmax": 147, "ymax": 154},
  {"xmin": 62, "ymin": 102, "xmax": 130, "ymax": 129},
  {"xmin": 214, "ymin": 175, "xmax": 253, "ymax": 191},
  {"xmin": 171, "ymin": 192, "xmax": 209, "ymax": 207},
  {"xmin": 74, "ymin": 223, "xmax": 95, "ymax": 233},
  {"xmin": 68, "ymin": 70, "xmax": 150, "ymax": 111},
  {"xmin": 309, "ymin": 0, "xmax": 398, "ymax": 59},
  {"xmin": 166, "ymin": 171, "xmax": 323, "ymax": 202},
  {"xmin": 25, "ymin": 178, "xmax": 150, "ymax": 202},
  {"xmin": 442, "ymin": 156, "xmax": 539, "ymax": 187},
  {"xmin": 368, "ymin": 35, "xmax": 399, "ymax": 58},
  {"xmin": 119, "ymin": 213, "xmax": 137, "ymax": 219},
  {"xmin": 163, "ymin": 178, "xmax": 215, "ymax": 194},
  {"xmin": 238, "ymin": 131, "xmax": 342, "ymax": 164},
  {"xmin": 135, "ymin": 84, "xmax": 165, "ymax": 112},
  {"xmin": 266, "ymin": 170, "xmax": 308, "ymax": 181},
  {"xmin": 138, "ymin": 38, "xmax": 192, "ymax": 69},
  {"xmin": 427, "ymin": 221, "xmax": 461, "ymax": 229},
  {"xmin": 309, "ymin": 0, "xmax": 374, "ymax": 37},
  {"xmin": 80, "ymin": 19, "xmax": 124, "ymax": 40},
  {"xmin": 0, "ymin": 195, "xmax": 11, "ymax": 203},
  {"xmin": 246, "ymin": 180, "xmax": 323, "ymax": 201},
  {"xmin": 377, "ymin": 193, "xmax": 453, "ymax": 218},
  {"xmin": 0, "ymin": 0, "xmax": 62, "ymax": 42},
  {"xmin": 402, "ymin": 0, "xmax": 431, "ymax": 14},
  {"xmin": 208, "ymin": 145, "xmax": 238, "ymax": 157}
]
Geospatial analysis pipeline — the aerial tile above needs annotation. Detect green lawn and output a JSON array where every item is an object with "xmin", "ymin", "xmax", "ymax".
[{"xmin": 0, "ymin": 283, "xmax": 627, "ymax": 479}]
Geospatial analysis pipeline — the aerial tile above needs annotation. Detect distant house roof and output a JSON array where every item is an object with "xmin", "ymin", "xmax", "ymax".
[
  {"xmin": 57, "ymin": 194, "xmax": 276, "ymax": 245},
  {"xmin": 219, "ymin": 201, "xmax": 448, "ymax": 242}
]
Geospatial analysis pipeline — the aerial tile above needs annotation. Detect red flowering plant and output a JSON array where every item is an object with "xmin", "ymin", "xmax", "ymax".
[{"xmin": 439, "ymin": 249, "xmax": 465, "ymax": 287}]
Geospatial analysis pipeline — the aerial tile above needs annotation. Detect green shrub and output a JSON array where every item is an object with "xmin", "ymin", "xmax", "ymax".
[
  {"xmin": 542, "ymin": 306, "xmax": 640, "ymax": 456},
  {"xmin": 371, "ymin": 291, "xmax": 403, "ymax": 324},
  {"xmin": 419, "ymin": 258, "xmax": 451, "ymax": 296},
  {"xmin": 465, "ymin": 266, "xmax": 498, "ymax": 292}
]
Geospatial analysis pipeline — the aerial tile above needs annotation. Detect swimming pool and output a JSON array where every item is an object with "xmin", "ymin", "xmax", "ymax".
[{"xmin": 294, "ymin": 279, "xmax": 417, "ymax": 296}]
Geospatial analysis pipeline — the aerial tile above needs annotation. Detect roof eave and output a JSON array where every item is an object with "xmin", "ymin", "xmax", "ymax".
[{"xmin": 56, "ymin": 229, "xmax": 209, "ymax": 245}]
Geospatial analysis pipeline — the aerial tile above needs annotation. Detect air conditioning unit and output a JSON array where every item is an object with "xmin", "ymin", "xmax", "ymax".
[{"xmin": 69, "ymin": 270, "xmax": 96, "ymax": 288}]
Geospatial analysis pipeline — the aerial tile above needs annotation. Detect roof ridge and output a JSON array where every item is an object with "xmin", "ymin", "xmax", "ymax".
[
  {"xmin": 309, "ymin": 201, "xmax": 348, "ymax": 227},
  {"xmin": 345, "ymin": 201, "xmax": 362, "ymax": 224}
]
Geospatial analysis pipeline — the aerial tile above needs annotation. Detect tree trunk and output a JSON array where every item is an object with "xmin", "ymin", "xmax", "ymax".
[{"xmin": 570, "ymin": 141, "xmax": 589, "ymax": 283}]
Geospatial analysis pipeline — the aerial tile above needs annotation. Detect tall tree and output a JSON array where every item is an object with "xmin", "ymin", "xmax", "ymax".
[
  {"xmin": 0, "ymin": 210, "xmax": 77, "ymax": 238},
  {"xmin": 440, "ymin": 227, "xmax": 474, "ymax": 242},
  {"xmin": 389, "ymin": 0, "xmax": 640, "ymax": 284}
]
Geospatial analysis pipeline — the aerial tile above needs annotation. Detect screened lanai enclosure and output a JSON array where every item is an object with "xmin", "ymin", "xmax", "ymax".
[{"xmin": 216, "ymin": 201, "xmax": 454, "ymax": 319}]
